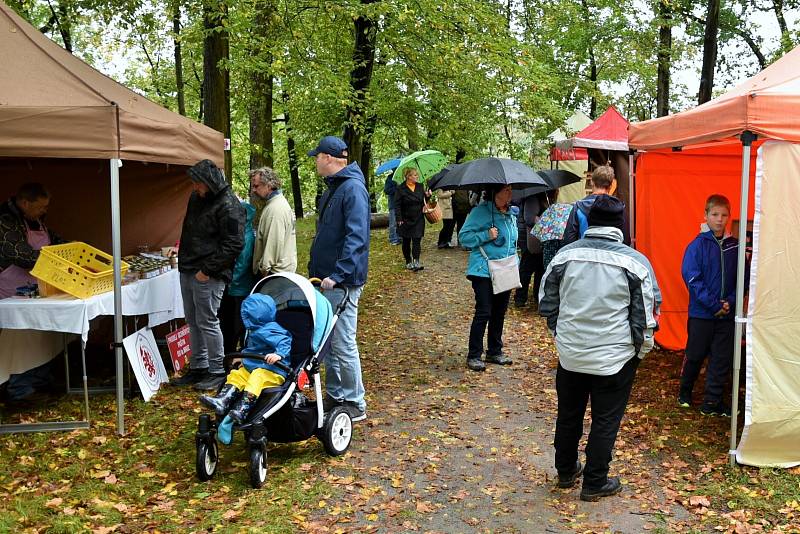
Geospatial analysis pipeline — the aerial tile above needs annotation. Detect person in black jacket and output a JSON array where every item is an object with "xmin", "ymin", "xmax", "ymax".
[
  {"xmin": 172, "ymin": 160, "xmax": 245, "ymax": 391},
  {"xmin": 395, "ymin": 168, "xmax": 430, "ymax": 271}
]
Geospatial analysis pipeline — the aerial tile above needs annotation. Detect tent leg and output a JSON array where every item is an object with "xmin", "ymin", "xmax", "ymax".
[
  {"xmin": 110, "ymin": 158, "xmax": 126, "ymax": 436},
  {"xmin": 729, "ymin": 132, "xmax": 755, "ymax": 466},
  {"xmin": 628, "ymin": 150, "xmax": 636, "ymax": 248}
]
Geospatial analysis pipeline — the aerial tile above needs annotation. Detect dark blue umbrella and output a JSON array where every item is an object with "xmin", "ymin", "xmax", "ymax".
[
  {"xmin": 426, "ymin": 164, "xmax": 460, "ymax": 191},
  {"xmin": 430, "ymin": 158, "xmax": 548, "ymax": 191},
  {"xmin": 375, "ymin": 158, "xmax": 402, "ymax": 175},
  {"xmin": 511, "ymin": 169, "xmax": 583, "ymax": 202}
]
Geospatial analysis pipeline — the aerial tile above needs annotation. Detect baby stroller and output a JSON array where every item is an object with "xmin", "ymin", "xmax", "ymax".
[{"xmin": 194, "ymin": 272, "xmax": 353, "ymax": 488}]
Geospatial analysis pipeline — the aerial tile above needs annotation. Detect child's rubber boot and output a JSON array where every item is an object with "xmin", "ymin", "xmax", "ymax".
[
  {"xmin": 229, "ymin": 392, "xmax": 258, "ymax": 423},
  {"xmin": 216, "ymin": 414, "xmax": 235, "ymax": 445},
  {"xmin": 199, "ymin": 384, "xmax": 241, "ymax": 417}
]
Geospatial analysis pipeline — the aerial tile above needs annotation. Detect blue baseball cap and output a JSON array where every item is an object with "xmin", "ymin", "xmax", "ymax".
[{"xmin": 307, "ymin": 136, "xmax": 348, "ymax": 158}]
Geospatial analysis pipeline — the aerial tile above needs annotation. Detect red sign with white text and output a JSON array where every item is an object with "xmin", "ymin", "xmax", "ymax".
[{"xmin": 166, "ymin": 324, "xmax": 191, "ymax": 373}]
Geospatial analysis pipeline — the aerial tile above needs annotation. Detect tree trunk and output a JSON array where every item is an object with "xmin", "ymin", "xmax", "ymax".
[
  {"xmin": 656, "ymin": 0, "xmax": 672, "ymax": 117},
  {"xmin": 172, "ymin": 2, "xmax": 186, "ymax": 116},
  {"xmin": 202, "ymin": 0, "xmax": 232, "ymax": 181},
  {"xmin": 580, "ymin": 0, "xmax": 597, "ymax": 118},
  {"xmin": 588, "ymin": 48, "xmax": 597, "ymax": 119},
  {"xmin": 283, "ymin": 92, "xmax": 303, "ymax": 219},
  {"xmin": 45, "ymin": 1, "xmax": 73, "ymax": 52},
  {"xmin": 248, "ymin": 1, "xmax": 275, "ymax": 170},
  {"xmin": 698, "ymin": 0, "xmax": 720, "ymax": 105},
  {"xmin": 342, "ymin": 0, "xmax": 379, "ymax": 169},
  {"xmin": 406, "ymin": 84, "xmax": 419, "ymax": 151}
]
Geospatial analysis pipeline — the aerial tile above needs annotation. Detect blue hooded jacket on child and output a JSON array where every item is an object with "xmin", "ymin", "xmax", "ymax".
[{"xmin": 239, "ymin": 294, "xmax": 293, "ymax": 377}]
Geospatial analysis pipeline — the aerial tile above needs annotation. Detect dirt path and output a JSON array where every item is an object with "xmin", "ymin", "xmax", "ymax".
[{"xmin": 306, "ymin": 235, "xmax": 689, "ymax": 533}]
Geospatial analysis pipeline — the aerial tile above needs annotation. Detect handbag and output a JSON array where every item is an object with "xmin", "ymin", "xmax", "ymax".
[
  {"xmin": 478, "ymin": 246, "xmax": 521, "ymax": 294},
  {"xmin": 423, "ymin": 200, "xmax": 442, "ymax": 224}
]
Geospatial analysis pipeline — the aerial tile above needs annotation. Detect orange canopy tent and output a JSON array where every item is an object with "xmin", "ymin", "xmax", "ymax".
[
  {"xmin": 0, "ymin": 1, "xmax": 223, "ymax": 435},
  {"xmin": 629, "ymin": 45, "xmax": 800, "ymax": 467}
]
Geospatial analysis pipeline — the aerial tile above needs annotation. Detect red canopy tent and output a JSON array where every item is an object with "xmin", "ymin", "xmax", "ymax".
[{"xmin": 556, "ymin": 106, "xmax": 633, "ymax": 233}]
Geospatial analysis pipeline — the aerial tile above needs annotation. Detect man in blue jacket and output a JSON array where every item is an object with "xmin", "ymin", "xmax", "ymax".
[
  {"xmin": 308, "ymin": 136, "xmax": 370, "ymax": 422},
  {"xmin": 679, "ymin": 194, "xmax": 738, "ymax": 416}
]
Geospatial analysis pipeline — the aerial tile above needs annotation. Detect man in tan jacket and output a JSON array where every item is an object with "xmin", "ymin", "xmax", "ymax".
[{"xmin": 250, "ymin": 167, "xmax": 297, "ymax": 276}]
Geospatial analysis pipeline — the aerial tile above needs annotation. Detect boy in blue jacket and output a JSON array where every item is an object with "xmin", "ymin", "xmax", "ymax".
[
  {"xmin": 679, "ymin": 194, "xmax": 738, "ymax": 416},
  {"xmin": 200, "ymin": 293, "xmax": 292, "ymax": 426}
]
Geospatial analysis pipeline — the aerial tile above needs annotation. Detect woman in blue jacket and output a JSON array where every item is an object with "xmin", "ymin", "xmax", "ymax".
[{"xmin": 459, "ymin": 185, "xmax": 518, "ymax": 371}]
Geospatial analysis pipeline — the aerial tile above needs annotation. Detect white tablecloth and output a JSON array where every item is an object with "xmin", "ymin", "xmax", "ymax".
[{"xmin": 0, "ymin": 270, "xmax": 184, "ymax": 383}]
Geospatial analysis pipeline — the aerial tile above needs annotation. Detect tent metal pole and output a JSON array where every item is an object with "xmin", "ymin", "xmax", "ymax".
[
  {"xmin": 628, "ymin": 150, "xmax": 636, "ymax": 248},
  {"xmin": 729, "ymin": 131, "xmax": 756, "ymax": 467},
  {"xmin": 110, "ymin": 158, "xmax": 126, "ymax": 436}
]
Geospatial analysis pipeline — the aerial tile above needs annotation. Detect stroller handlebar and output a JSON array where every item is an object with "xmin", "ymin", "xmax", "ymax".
[{"xmin": 223, "ymin": 353, "xmax": 293, "ymax": 374}]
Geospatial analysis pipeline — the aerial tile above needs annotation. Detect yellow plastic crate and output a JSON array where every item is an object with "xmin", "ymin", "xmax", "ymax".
[{"xmin": 31, "ymin": 242, "xmax": 129, "ymax": 299}]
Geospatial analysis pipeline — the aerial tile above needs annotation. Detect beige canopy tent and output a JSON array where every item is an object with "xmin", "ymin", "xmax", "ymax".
[
  {"xmin": 629, "ymin": 45, "xmax": 800, "ymax": 467},
  {"xmin": 0, "ymin": 1, "xmax": 223, "ymax": 435},
  {"xmin": 548, "ymin": 111, "xmax": 592, "ymax": 204}
]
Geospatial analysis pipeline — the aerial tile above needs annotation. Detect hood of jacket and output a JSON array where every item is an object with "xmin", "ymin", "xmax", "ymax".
[
  {"xmin": 240, "ymin": 293, "xmax": 277, "ymax": 330},
  {"xmin": 188, "ymin": 159, "xmax": 229, "ymax": 195},
  {"xmin": 326, "ymin": 162, "xmax": 366, "ymax": 186}
]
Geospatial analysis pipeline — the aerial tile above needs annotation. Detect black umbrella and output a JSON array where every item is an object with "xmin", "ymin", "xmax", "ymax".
[
  {"xmin": 426, "ymin": 164, "xmax": 460, "ymax": 191},
  {"xmin": 431, "ymin": 157, "xmax": 548, "ymax": 191},
  {"xmin": 511, "ymin": 169, "xmax": 583, "ymax": 202}
]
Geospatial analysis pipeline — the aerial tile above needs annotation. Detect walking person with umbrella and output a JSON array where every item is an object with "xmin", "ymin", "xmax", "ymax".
[{"xmin": 395, "ymin": 167, "xmax": 431, "ymax": 271}]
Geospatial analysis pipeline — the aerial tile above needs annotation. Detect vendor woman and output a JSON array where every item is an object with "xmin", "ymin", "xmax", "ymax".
[{"xmin": 0, "ymin": 182, "xmax": 63, "ymax": 402}]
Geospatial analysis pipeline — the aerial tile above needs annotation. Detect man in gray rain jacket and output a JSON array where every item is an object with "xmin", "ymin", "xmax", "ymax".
[{"xmin": 539, "ymin": 194, "xmax": 661, "ymax": 502}]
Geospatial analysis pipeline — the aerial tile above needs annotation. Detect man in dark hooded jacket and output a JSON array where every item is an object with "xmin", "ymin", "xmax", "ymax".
[{"xmin": 172, "ymin": 159, "xmax": 245, "ymax": 391}]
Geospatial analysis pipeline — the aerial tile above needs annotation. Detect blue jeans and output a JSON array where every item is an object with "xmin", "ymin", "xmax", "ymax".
[
  {"xmin": 388, "ymin": 207, "xmax": 400, "ymax": 244},
  {"xmin": 323, "ymin": 285, "xmax": 366, "ymax": 411},
  {"xmin": 180, "ymin": 272, "xmax": 226, "ymax": 374}
]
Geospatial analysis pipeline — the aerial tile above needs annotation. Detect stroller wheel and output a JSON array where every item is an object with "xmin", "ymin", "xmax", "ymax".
[
  {"xmin": 196, "ymin": 440, "xmax": 218, "ymax": 481},
  {"xmin": 249, "ymin": 446, "xmax": 267, "ymax": 488},
  {"xmin": 321, "ymin": 406, "xmax": 352, "ymax": 456}
]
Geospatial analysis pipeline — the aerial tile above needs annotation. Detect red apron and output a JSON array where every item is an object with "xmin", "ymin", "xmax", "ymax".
[{"xmin": 0, "ymin": 220, "xmax": 51, "ymax": 299}]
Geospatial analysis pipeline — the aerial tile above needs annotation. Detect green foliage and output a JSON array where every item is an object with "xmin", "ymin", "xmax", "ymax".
[{"xmin": 9, "ymin": 0, "xmax": 799, "ymax": 208}]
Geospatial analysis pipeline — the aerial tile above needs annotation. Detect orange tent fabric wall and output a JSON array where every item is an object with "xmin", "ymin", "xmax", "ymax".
[{"xmin": 635, "ymin": 142, "xmax": 757, "ymax": 350}]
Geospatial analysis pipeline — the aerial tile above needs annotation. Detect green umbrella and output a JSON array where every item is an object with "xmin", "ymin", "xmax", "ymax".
[{"xmin": 391, "ymin": 150, "xmax": 447, "ymax": 184}]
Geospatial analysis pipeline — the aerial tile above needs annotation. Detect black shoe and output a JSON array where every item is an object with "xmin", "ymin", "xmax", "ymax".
[
  {"xmin": 229, "ymin": 392, "xmax": 258, "ymax": 423},
  {"xmin": 677, "ymin": 394, "xmax": 692, "ymax": 408},
  {"xmin": 700, "ymin": 402, "xmax": 731, "ymax": 417},
  {"xmin": 557, "ymin": 461, "xmax": 584, "ymax": 488},
  {"xmin": 199, "ymin": 384, "xmax": 241, "ymax": 416},
  {"xmin": 513, "ymin": 300, "xmax": 526, "ymax": 308},
  {"xmin": 194, "ymin": 373, "xmax": 227, "ymax": 391},
  {"xmin": 170, "ymin": 367, "xmax": 208, "ymax": 386},
  {"xmin": 485, "ymin": 353, "xmax": 512, "ymax": 365},
  {"xmin": 580, "ymin": 477, "xmax": 622, "ymax": 502},
  {"xmin": 405, "ymin": 262, "xmax": 415, "ymax": 270},
  {"xmin": 412, "ymin": 260, "xmax": 424, "ymax": 271},
  {"xmin": 343, "ymin": 401, "xmax": 367, "ymax": 422},
  {"xmin": 467, "ymin": 358, "xmax": 486, "ymax": 372}
]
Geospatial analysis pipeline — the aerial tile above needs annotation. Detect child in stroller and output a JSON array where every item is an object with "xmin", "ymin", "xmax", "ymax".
[
  {"xmin": 194, "ymin": 273, "xmax": 355, "ymax": 488},
  {"xmin": 200, "ymin": 293, "xmax": 293, "ymax": 440}
]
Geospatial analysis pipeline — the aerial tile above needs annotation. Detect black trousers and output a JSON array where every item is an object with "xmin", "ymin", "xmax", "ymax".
[
  {"xmin": 680, "ymin": 318, "xmax": 735, "ymax": 405},
  {"xmin": 438, "ymin": 218, "xmax": 456, "ymax": 246},
  {"xmin": 454, "ymin": 212, "xmax": 468, "ymax": 243},
  {"xmin": 218, "ymin": 290, "xmax": 246, "ymax": 354},
  {"xmin": 554, "ymin": 356, "xmax": 640, "ymax": 491},
  {"xmin": 514, "ymin": 248, "xmax": 544, "ymax": 305},
  {"xmin": 401, "ymin": 237, "xmax": 422, "ymax": 263},
  {"xmin": 467, "ymin": 276, "xmax": 511, "ymax": 360}
]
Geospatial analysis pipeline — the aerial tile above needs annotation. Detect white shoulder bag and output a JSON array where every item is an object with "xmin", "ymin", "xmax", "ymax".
[{"xmin": 478, "ymin": 244, "xmax": 521, "ymax": 295}]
